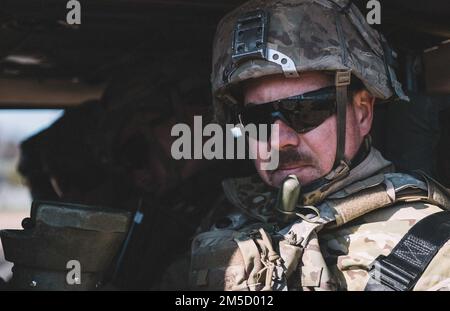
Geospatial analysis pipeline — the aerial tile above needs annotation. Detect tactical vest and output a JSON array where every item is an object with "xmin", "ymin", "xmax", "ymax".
[{"xmin": 189, "ymin": 170, "xmax": 450, "ymax": 291}]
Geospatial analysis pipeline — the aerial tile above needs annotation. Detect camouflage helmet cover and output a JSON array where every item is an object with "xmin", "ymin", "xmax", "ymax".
[{"xmin": 212, "ymin": 0, "xmax": 408, "ymax": 123}]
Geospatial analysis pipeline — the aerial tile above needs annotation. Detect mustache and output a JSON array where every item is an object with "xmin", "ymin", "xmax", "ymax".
[{"xmin": 277, "ymin": 147, "xmax": 314, "ymax": 169}]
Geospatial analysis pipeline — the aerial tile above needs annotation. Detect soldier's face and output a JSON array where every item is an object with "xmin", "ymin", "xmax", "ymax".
[
  {"xmin": 243, "ymin": 72, "xmax": 374, "ymax": 188},
  {"xmin": 120, "ymin": 105, "xmax": 215, "ymax": 196}
]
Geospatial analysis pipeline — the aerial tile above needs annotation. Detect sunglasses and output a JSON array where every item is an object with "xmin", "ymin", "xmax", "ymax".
[{"xmin": 238, "ymin": 86, "xmax": 337, "ymax": 139}]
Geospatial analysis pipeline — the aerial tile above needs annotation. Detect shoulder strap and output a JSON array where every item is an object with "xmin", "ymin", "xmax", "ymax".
[
  {"xmin": 409, "ymin": 170, "xmax": 450, "ymax": 210},
  {"xmin": 326, "ymin": 171, "xmax": 450, "ymax": 227},
  {"xmin": 365, "ymin": 211, "xmax": 450, "ymax": 291}
]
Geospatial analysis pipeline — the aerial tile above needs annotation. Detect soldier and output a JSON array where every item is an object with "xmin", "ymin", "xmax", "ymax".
[
  {"xmin": 18, "ymin": 130, "xmax": 59, "ymax": 202},
  {"xmin": 93, "ymin": 51, "xmax": 247, "ymax": 290},
  {"xmin": 38, "ymin": 100, "xmax": 109, "ymax": 205},
  {"xmin": 10, "ymin": 51, "xmax": 247, "ymax": 290},
  {"xmin": 180, "ymin": 0, "xmax": 450, "ymax": 291}
]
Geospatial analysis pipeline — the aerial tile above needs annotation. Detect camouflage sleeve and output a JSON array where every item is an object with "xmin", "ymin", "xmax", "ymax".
[
  {"xmin": 319, "ymin": 202, "xmax": 447, "ymax": 291},
  {"xmin": 414, "ymin": 240, "xmax": 450, "ymax": 291}
]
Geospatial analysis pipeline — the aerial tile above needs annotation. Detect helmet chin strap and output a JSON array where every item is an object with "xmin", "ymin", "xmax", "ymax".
[
  {"xmin": 294, "ymin": 70, "xmax": 355, "ymax": 205},
  {"xmin": 333, "ymin": 70, "xmax": 352, "ymax": 169}
]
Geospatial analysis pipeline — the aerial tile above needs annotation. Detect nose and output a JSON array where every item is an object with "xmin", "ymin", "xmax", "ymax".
[{"xmin": 270, "ymin": 119, "xmax": 300, "ymax": 150}]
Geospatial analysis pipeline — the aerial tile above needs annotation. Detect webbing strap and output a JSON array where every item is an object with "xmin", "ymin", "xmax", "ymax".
[
  {"xmin": 334, "ymin": 70, "xmax": 351, "ymax": 168},
  {"xmin": 365, "ymin": 211, "xmax": 450, "ymax": 291}
]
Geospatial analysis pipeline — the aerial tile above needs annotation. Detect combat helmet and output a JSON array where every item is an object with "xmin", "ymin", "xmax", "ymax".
[{"xmin": 211, "ymin": 0, "xmax": 408, "ymax": 191}]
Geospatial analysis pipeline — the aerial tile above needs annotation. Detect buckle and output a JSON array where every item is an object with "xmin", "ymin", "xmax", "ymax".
[
  {"xmin": 335, "ymin": 70, "xmax": 352, "ymax": 87},
  {"xmin": 368, "ymin": 255, "xmax": 416, "ymax": 291}
]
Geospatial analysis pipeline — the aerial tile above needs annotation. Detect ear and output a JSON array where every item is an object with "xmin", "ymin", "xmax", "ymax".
[{"xmin": 352, "ymin": 89, "xmax": 375, "ymax": 137}]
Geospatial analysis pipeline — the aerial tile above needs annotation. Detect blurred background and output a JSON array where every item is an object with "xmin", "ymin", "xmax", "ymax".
[{"xmin": 0, "ymin": 109, "xmax": 62, "ymax": 279}]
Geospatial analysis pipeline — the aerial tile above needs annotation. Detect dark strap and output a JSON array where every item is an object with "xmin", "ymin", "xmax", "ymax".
[{"xmin": 365, "ymin": 211, "xmax": 450, "ymax": 291}]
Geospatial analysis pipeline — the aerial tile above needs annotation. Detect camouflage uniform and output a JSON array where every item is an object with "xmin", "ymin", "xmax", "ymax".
[
  {"xmin": 183, "ymin": 0, "xmax": 450, "ymax": 291},
  {"xmin": 188, "ymin": 148, "xmax": 450, "ymax": 291}
]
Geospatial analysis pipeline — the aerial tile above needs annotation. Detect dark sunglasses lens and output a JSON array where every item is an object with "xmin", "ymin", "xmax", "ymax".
[
  {"xmin": 282, "ymin": 99, "xmax": 335, "ymax": 133},
  {"xmin": 240, "ymin": 97, "xmax": 335, "ymax": 140},
  {"xmin": 239, "ymin": 105, "xmax": 274, "ymax": 139},
  {"xmin": 240, "ymin": 105, "xmax": 273, "ymax": 127}
]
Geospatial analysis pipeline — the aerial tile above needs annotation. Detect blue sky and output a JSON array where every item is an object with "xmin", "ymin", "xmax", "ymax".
[{"xmin": 0, "ymin": 110, "xmax": 63, "ymax": 142}]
